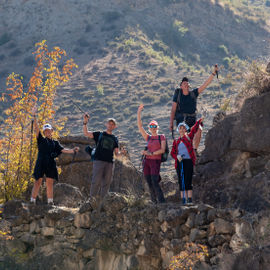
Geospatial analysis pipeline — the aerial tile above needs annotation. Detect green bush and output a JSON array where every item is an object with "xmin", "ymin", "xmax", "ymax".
[
  {"xmin": 103, "ymin": 11, "xmax": 121, "ymax": 23},
  {"xmin": 0, "ymin": 33, "xmax": 11, "ymax": 46},
  {"xmin": 96, "ymin": 84, "xmax": 104, "ymax": 95},
  {"xmin": 217, "ymin": 45, "xmax": 229, "ymax": 56},
  {"xmin": 173, "ymin": 20, "xmax": 189, "ymax": 37}
]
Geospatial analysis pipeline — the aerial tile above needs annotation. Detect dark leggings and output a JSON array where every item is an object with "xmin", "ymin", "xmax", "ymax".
[
  {"xmin": 145, "ymin": 175, "xmax": 165, "ymax": 203},
  {"xmin": 176, "ymin": 159, "xmax": 193, "ymax": 191}
]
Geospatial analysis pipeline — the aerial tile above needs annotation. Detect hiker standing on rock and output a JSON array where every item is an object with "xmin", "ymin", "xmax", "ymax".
[
  {"xmin": 83, "ymin": 114, "xmax": 121, "ymax": 200},
  {"xmin": 170, "ymin": 118, "xmax": 203, "ymax": 205},
  {"xmin": 169, "ymin": 65, "xmax": 219, "ymax": 154},
  {"xmin": 30, "ymin": 107, "xmax": 79, "ymax": 205},
  {"xmin": 137, "ymin": 104, "xmax": 166, "ymax": 204}
]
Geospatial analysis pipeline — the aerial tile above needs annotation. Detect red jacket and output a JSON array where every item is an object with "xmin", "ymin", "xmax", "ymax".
[{"xmin": 170, "ymin": 119, "xmax": 202, "ymax": 167}]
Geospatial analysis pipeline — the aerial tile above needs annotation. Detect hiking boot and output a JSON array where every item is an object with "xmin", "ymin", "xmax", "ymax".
[
  {"xmin": 187, "ymin": 198, "xmax": 193, "ymax": 205},
  {"xmin": 182, "ymin": 198, "xmax": 186, "ymax": 205}
]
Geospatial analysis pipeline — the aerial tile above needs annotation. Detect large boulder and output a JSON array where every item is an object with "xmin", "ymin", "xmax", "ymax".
[
  {"xmin": 53, "ymin": 183, "xmax": 84, "ymax": 207},
  {"xmin": 57, "ymin": 136, "xmax": 144, "ymax": 198},
  {"xmin": 194, "ymin": 87, "xmax": 270, "ymax": 212}
]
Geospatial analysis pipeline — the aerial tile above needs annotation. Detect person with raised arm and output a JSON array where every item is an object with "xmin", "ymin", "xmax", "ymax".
[
  {"xmin": 170, "ymin": 118, "xmax": 203, "ymax": 205},
  {"xmin": 30, "ymin": 107, "xmax": 79, "ymax": 205},
  {"xmin": 137, "ymin": 104, "xmax": 165, "ymax": 204},
  {"xmin": 169, "ymin": 65, "xmax": 218, "ymax": 154},
  {"xmin": 83, "ymin": 113, "xmax": 122, "ymax": 200}
]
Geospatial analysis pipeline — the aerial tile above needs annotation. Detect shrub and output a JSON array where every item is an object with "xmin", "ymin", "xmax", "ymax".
[
  {"xmin": 217, "ymin": 44, "xmax": 229, "ymax": 56},
  {"xmin": 173, "ymin": 20, "xmax": 189, "ymax": 37},
  {"xmin": 0, "ymin": 40, "xmax": 77, "ymax": 202},
  {"xmin": 0, "ymin": 33, "xmax": 11, "ymax": 46},
  {"xmin": 96, "ymin": 84, "xmax": 104, "ymax": 95},
  {"xmin": 77, "ymin": 37, "xmax": 90, "ymax": 47},
  {"xmin": 103, "ymin": 11, "xmax": 121, "ymax": 23}
]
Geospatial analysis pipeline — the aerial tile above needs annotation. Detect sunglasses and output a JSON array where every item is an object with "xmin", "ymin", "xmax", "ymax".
[{"xmin": 149, "ymin": 125, "xmax": 157, "ymax": 128}]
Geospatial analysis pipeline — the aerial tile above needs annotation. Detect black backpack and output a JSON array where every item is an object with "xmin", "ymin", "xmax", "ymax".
[
  {"xmin": 85, "ymin": 132, "xmax": 103, "ymax": 161},
  {"xmin": 158, "ymin": 135, "xmax": 169, "ymax": 162},
  {"xmin": 176, "ymin": 88, "xmax": 197, "ymax": 112}
]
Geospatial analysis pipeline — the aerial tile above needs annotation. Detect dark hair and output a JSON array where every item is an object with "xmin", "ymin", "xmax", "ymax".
[{"xmin": 180, "ymin": 77, "xmax": 189, "ymax": 85}]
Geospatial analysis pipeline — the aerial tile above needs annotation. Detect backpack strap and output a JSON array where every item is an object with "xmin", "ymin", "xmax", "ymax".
[
  {"xmin": 96, "ymin": 132, "xmax": 103, "ymax": 147},
  {"xmin": 176, "ymin": 88, "xmax": 182, "ymax": 111}
]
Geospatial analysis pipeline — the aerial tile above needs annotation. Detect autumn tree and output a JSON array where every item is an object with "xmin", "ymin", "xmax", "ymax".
[{"xmin": 0, "ymin": 40, "xmax": 77, "ymax": 202}]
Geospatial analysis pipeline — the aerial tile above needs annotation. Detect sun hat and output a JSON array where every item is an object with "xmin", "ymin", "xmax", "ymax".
[
  {"xmin": 148, "ymin": 120, "xmax": 159, "ymax": 127},
  {"xmin": 43, "ymin": 123, "xmax": 53, "ymax": 131},
  {"xmin": 177, "ymin": 122, "xmax": 189, "ymax": 132}
]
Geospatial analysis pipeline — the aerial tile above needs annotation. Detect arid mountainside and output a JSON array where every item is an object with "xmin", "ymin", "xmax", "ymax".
[{"xmin": 0, "ymin": 0, "xmax": 270, "ymax": 168}]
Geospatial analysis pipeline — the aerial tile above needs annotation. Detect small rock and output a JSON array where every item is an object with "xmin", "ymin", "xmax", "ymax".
[
  {"xmin": 214, "ymin": 218, "xmax": 234, "ymax": 234},
  {"xmin": 137, "ymin": 240, "xmax": 146, "ymax": 256},
  {"xmin": 41, "ymin": 227, "xmax": 55, "ymax": 237},
  {"xmin": 208, "ymin": 235, "xmax": 227, "ymax": 247},
  {"xmin": 207, "ymin": 208, "xmax": 217, "ymax": 222},
  {"xmin": 74, "ymin": 212, "xmax": 91, "ymax": 228},
  {"xmin": 190, "ymin": 228, "xmax": 207, "ymax": 242},
  {"xmin": 185, "ymin": 212, "xmax": 195, "ymax": 228},
  {"xmin": 20, "ymin": 233, "xmax": 35, "ymax": 245},
  {"xmin": 160, "ymin": 221, "xmax": 169, "ymax": 233}
]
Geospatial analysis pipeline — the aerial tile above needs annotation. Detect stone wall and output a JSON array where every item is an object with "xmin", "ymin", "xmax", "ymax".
[{"xmin": 2, "ymin": 194, "xmax": 269, "ymax": 270}]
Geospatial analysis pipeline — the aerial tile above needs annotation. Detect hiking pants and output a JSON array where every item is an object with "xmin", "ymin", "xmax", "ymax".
[
  {"xmin": 145, "ymin": 175, "xmax": 165, "ymax": 203},
  {"xmin": 176, "ymin": 159, "xmax": 193, "ymax": 191},
  {"xmin": 90, "ymin": 160, "xmax": 114, "ymax": 198}
]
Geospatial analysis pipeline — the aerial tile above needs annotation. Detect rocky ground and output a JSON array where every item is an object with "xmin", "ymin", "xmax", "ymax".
[{"xmin": 2, "ymin": 196, "xmax": 270, "ymax": 270}]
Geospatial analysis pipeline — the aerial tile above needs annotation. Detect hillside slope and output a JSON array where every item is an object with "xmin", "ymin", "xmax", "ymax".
[{"xmin": 0, "ymin": 0, "xmax": 270, "ymax": 168}]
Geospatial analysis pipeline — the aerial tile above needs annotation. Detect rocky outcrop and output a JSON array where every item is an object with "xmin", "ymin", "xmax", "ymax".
[
  {"xmin": 3, "ymin": 195, "xmax": 266, "ymax": 270},
  {"xmin": 194, "ymin": 86, "xmax": 270, "ymax": 212},
  {"xmin": 57, "ymin": 136, "xmax": 144, "ymax": 199}
]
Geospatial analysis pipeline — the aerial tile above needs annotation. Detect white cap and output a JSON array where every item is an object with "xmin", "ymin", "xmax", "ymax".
[{"xmin": 43, "ymin": 123, "xmax": 53, "ymax": 131}]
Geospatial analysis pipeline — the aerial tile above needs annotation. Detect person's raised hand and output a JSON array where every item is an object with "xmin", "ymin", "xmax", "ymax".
[
  {"xmin": 83, "ymin": 113, "xmax": 90, "ymax": 123},
  {"xmin": 73, "ymin": 147, "xmax": 80, "ymax": 153},
  {"xmin": 138, "ymin": 104, "xmax": 144, "ymax": 113},
  {"xmin": 214, "ymin": 64, "xmax": 219, "ymax": 74}
]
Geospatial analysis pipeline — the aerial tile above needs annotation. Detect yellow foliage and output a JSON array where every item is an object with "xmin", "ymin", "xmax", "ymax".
[
  {"xmin": 168, "ymin": 242, "xmax": 209, "ymax": 270},
  {"xmin": 0, "ymin": 40, "xmax": 77, "ymax": 202}
]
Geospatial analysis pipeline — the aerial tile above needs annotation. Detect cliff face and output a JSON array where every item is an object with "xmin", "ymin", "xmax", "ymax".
[{"xmin": 194, "ymin": 72, "xmax": 270, "ymax": 213}]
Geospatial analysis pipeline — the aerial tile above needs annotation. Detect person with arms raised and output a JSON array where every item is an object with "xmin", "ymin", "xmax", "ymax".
[
  {"xmin": 137, "ymin": 104, "xmax": 166, "ymax": 204},
  {"xmin": 169, "ymin": 65, "xmax": 219, "ymax": 154}
]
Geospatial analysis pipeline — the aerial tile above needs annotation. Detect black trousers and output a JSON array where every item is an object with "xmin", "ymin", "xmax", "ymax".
[
  {"xmin": 145, "ymin": 175, "xmax": 165, "ymax": 203},
  {"xmin": 176, "ymin": 159, "xmax": 193, "ymax": 191}
]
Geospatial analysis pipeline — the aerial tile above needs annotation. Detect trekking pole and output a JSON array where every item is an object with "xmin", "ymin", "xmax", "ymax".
[
  {"xmin": 172, "ymin": 129, "xmax": 174, "ymax": 140},
  {"xmin": 215, "ymin": 64, "xmax": 222, "ymax": 108},
  {"xmin": 29, "ymin": 119, "xmax": 34, "ymax": 174},
  {"xmin": 70, "ymin": 100, "xmax": 87, "ymax": 115},
  {"xmin": 181, "ymin": 160, "xmax": 185, "ymax": 203}
]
